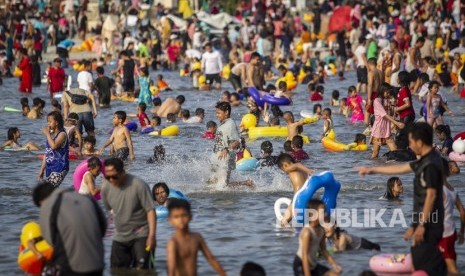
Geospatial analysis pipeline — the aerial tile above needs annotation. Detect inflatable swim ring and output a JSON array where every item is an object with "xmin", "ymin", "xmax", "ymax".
[
  {"xmin": 13, "ymin": 67, "xmax": 22, "ymax": 77},
  {"xmin": 452, "ymin": 138, "xmax": 465, "ymax": 154},
  {"xmin": 222, "ymin": 64, "xmax": 231, "ymax": 80},
  {"xmin": 140, "ymin": 127, "xmax": 154, "ymax": 134},
  {"xmin": 321, "ymin": 137, "xmax": 368, "ymax": 152},
  {"xmin": 125, "ymin": 121, "xmax": 138, "ymax": 132},
  {"xmin": 248, "ymin": 126, "xmax": 310, "ymax": 143},
  {"xmin": 236, "ymin": 157, "xmax": 259, "ymax": 171},
  {"xmin": 155, "ymin": 189, "xmax": 189, "ymax": 219},
  {"xmin": 454, "ymin": 132, "xmax": 465, "ymax": 141},
  {"xmin": 275, "ymin": 171, "xmax": 340, "ymax": 225},
  {"xmin": 369, "ymin": 253, "xmax": 413, "ymax": 274},
  {"xmin": 449, "ymin": 151, "xmax": 465, "ymax": 162},
  {"xmin": 37, "ymin": 152, "xmax": 78, "ymax": 160},
  {"xmin": 248, "ymin": 87, "xmax": 264, "ymax": 107},
  {"xmin": 18, "ymin": 222, "xmax": 53, "ymax": 274},
  {"xmin": 3, "ymin": 106, "xmax": 22, "ymax": 112},
  {"xmin": 149, "ymin": 125, "xmax": 179, "ymax": 136},
  {"xmin": 73, "ymin": 159, "xmax": 104, "ymax": 200},
  {"xmin": 262, "ymin": 94, "xmax": 291, "ymax": 106}
]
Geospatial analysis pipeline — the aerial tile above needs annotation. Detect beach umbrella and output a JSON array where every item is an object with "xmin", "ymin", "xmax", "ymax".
[{"xmin": 328, "ymin": 6, "xmax": 352, "ymax": 33}]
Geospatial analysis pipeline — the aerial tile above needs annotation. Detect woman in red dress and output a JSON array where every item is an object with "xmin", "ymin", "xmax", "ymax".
[{"xmin": 18, "ymin": 48, "xmax": 33, "ymax": 93}]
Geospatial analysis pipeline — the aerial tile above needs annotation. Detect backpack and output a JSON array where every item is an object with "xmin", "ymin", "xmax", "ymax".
[{"xmin": 66, "ymin": 90, "xmax": 88, "ymax": 105}]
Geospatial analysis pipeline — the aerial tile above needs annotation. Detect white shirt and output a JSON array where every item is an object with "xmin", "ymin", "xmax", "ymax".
[
  {"xmin": 443, "ymin": 186, "xmax": 457, "ymax": 237},
  {"xmin": 201, "ymin": 51, "xmax": 223, "ymax": 75},
  {"xmin": 77, "ymin": 71, "xmax": 93, "ymax": 92},
  {"xmin": 193, "ymin": 32, "xmax": 202, "ymax": 50},
  {"xmin": 424, "ymin": 20, "xmax": 437, "ymax": 36},
  {"xmin": 354, "ymin": 45, "xmax": 366, "ymax": 68}
]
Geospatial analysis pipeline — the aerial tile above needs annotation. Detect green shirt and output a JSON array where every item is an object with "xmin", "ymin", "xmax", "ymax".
[{"xmin": 367, "ymin": 41, "xmax": 378, "ymax": 60}]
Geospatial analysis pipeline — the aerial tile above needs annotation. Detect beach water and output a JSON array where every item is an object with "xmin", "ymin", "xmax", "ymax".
[{"xmin": 0, "ymin": 65, "xmax": 464, "ymax": 275}]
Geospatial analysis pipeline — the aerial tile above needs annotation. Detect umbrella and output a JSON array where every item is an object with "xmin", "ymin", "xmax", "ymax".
[{"xmin": 328, "ymin": 6, "xmax": 352, "ymax": 33}]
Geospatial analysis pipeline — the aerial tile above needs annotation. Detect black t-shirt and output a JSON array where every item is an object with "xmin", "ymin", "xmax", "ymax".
[
  {"xmin": 409, "ymin": 150, "xmax": 444, "ymax": 229},
  {"xmin": 122, "ymin": 59, "xmax": 135, "ymax": 81},
  {"xmin": 260, "ymin": 156, "xmax": 278, "ymax": 167},
  {"xmin": 94, "ymin": 76, "xmax": 114, "ymax": 95}
]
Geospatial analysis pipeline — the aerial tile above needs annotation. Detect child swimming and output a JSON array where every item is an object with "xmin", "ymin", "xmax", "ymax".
[
  {"xmin": 82, "ymin": 136, "xmax": 100, "ymax": 156},
  {"xmin": 181, "ymin": 109, "xmax": 191, "ymax": 122},
  {"xmin": 379, "ymin": 177, "xmax": 403, "ymax": 200},
  {"xmin": 291, "ymin": 135, "xmax": 309, "ymax": 161},
  {"xmin": 27, "ymin": 97, "xmax": 45, "ymax": 119},
  {"xmin": 293, "ymin": 199, "xmax": 341, "ymax": 276},
  {"xmin": 186, "ymin": 108, "xmax": 205, "ymax": 124},
  {"xmin": 1, "ymin": 127, "xmax": 40, "ymax": 151},
  {"xmin": 259, "ymin": 140, "xmax": 278, "ymax": 167},
  {"xmin": 79, "ymin": 156, "xmax": 101, "ymax": 196},
  {"xmin": 20, "ymin": 97, "xmax": 30, "ymax": 117},
  {"xmin": 236, "ymin": 138, "xmax": 252, "ymax": 162},
  {"xmin": 323, "ymin": 219, "xmax": 381, "ymax": 252},
  {"xmin": 330, "ymin": 90, "xmax": 340, "ymax": 107},
  {"xmin": 166, "ymin": 199, "xmax": 226, "ymax": 276},
  {"xmin": 277, "ymin": 153, "xmax": 315, "ymax": 225},
  {"xmin": 202, "ymin": 121, "xmax": 217, "ymax": 139},
  {"xmin": 146, "ymin": 145, "xmax": 166, "ymax": 164}
]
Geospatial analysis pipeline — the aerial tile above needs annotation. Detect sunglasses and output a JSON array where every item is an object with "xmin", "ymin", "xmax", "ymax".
[{"xmin": 105, "ymin": 174, "xmax": 119, "ymax": 180}]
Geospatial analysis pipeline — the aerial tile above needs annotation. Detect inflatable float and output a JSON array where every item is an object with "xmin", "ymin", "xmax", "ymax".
[
  {"xmin": 156, "ymin": 189, "xmax": 189, "ymax": 219},
  {"xmin": 140, "ymin": 127, "xmax": 154, "ymax": 134},
  {"xmin": 449, "ymin": 152, "xmax": 465, "ymax": 162},
  {"xmin": 248, "ymin": 87, "xmax": 264, "ymax": 107},
  {"xmin": 108, "ymin": 121, "xmax": 138, "ymax": 134},
  {"xmin": 274, "ymin": 171, "xmax": 341, "ymax": 225},
  {"xmin": 13, "ymin": 67, "xmax": 22, "ymax": 77},
  {"xmin": 275, "ymin": 71, "xmax": 297, "ymax": 90},
  {"xmin": 248, "ymin": 87, "xmax": 292, "ymax": 106},
  {"xmin": 110, "ymin": 95, "xmax": 137, "ymax": 102},
  {"xmin": 18, "ymin": 222, "xmax": 53, "ymax": 274},
  {"xmin": 149, "ymin": 125, "xmax": 179, "ymax": 136},
  {"xmin": 321, "ymin": 136, "xmax": 368, "ymax": 152},
  {"xmin": 73, "ymin": 159, "xmax": 104, "ymax": 200},
  {"xmin": 454, "ymin": 131, "xmax": 465, "ymax": 141},
  {"xmin": 4, "ymin": 146, "xmax": 37, "ymax": 151},
  {"xmin": 369, "ymin": 253, "xmax": 413, "ymax": 274},
  {"xmin": 452, "ymin": 138, "xmax": 465, "ymax": 154},
  {"xmin": 37, "ymin": 152, "xmax": 78, "ymax": 160},
  {"xmin": 236, "ymin": 157, "xmax": 259, "ymax": 171},
  {"xmin": 300, "ymin": 110, "xmax": 320, "ymax": 120}
]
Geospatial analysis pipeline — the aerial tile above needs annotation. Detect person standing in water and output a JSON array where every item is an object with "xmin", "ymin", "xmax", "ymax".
[
  {"xmin": 356, "ymin": 122, "xmax": 446, "ymax": 275},
  {"xmin": 365, "ymin": 58, "xmax": 385, "ymax": 126}
]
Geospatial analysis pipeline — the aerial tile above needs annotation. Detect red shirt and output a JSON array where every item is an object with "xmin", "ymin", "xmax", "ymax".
[
  {"xmin": 202, "ymin": 131, "xmax": 216, "ymax": 139},
  {"xmin": 397, "ymin": 86, "xmax": 415, "ymax": 119},
  {"xmin": 310, "ymin": 92, "xmax": 323, "ymax": 101},
  {"xmin": 48, "ymin": 67, "xmax": 66, "ymax": 93},
  {"xmin": 166, "ymin": 44, "xmax": 179, "ymax": 62},
  {"xmin": 138, "ymin": 112, "xmax": 150, "ymax": 127},
  {"xmin": 291, "ymin": 149, "xmax": 309, "ymax": 161}
]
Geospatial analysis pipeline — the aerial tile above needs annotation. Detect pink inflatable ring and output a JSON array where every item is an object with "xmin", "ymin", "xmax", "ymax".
[
  {"xmin": 73, "ymin": 159, "xmax": 105, "ymax": 200},
  {"xmin": 369, "ymin": 253, "xmax": 413, "ymax": 274}
]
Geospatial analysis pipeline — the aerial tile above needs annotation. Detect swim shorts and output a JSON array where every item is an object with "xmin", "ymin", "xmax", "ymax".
[
  {"xmin": 229, "ymin": 73, "xmax": 242, "ymax": 91},
  {"xmin": 205, "ymin": 73, "xmax": 222, "ymax": 85},
  {"xmin": 293, "ymin": 255, "xmax": 329, "ymax": 276},
  {"xmin": 356, "ymin": 66, "xmax": 368, "ymax": 84},
  {"xmin": 113, "ymin": 147, "xmax": 129, "ymax": 161},
  {"xmin": 210, "ymin": 153, "xmax": 235, "ymax": 185},
  {"xmin": 438, "ymin": 232, "xmax": 457, "ymax": 260}
]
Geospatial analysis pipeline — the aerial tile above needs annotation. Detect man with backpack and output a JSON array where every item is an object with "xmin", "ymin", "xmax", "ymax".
[{"xmin": 62, "ymin": 86, "xmax": 98, "ymax": 137}]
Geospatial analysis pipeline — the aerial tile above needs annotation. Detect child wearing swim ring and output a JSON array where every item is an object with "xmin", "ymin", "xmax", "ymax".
[
  {"xmin": 202, "ymin": 121, "xmax": 217, "ymax": 140},
  {"xmin": 323, "ymin": 218, "xmax": 381, "ymax": 252},
  {"xmin": 277, "ymin": 153, "xmax": 315, "ymax": 226},
  {"xmin": 79, "ymin": 156, "xmax": 101, "ymax": 196},
  {"xmin": 82, "ymin": 136, "xmax": 100, "ymax": 156},
  {"xmin": 236, "ymin": 138, "xmax": 252, "ymax": 162},
  {"xmin": 294, "ymin": 199, "xmax": 341, "ymax": 276},
  {"xmin": 1, "ymin": 127, "xmax": 40, "ymax": 150},
  {"xmin": 379, "ymin": 177, "xmax": 403, "ymax": 200}
]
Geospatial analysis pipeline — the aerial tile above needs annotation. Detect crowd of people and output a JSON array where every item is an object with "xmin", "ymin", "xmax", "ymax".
[{"xmin": 1, "ymin": 0, "xmax": 465, "ymax": 275}]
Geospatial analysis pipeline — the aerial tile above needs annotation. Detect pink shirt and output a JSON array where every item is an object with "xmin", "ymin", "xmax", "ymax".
[{"xmin": 371, "ymin": 98, "xmax": 391, "ymax": 139}]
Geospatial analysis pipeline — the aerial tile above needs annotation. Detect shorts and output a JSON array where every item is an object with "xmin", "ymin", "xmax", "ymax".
[
  {"xmin": 123, "ymin": 78, "xmax": 135, "ymax": 92},
  {"xmin": 113, "ymin": 147, "xmax": 129, "ymax": 161},
  {"xmin": 357, "ymin": 66, "xmax": 368, "ymax": 84},
  {"xmin": 56, "ymin": 47, "xmax": 69, "ymax": 59},
  {"xmin": 366, "ymin": 92, "xmax": 378, "ymax": 114},
  {"xmin": 229, "ymin": 73, "xmax": 242, "ymax": 91},
  {"xmin": 438, "ymin": 232, "xmax": 457, "ymax": 260},
  {"xmin": 372, "ymin": 137, "xmax": 395, "ymax": 146},
  {"xmin": 411, "ymin": 226, "xmax": 446, "ymax": 275},
  {"xmin": 45, "ymin": 170, "xmax": 68, "ymax": 187},
  {"xmin": 77, "ymin": 112, "xmax": 95, "ymax": 134},
  {"xmin": 293, "ymin": 256, "xmax": 329, "ymax": 276},
  {"xmin": 111, "ymin": 237, "xmax": 150, "ymax": 269},
  {"xmin": 205, "ymin": 73, "xmax": 221, "ymax": 85}
]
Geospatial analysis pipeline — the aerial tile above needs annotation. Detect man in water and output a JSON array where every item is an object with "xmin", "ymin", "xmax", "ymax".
[
  {"xmin": 365, "ymin": 57, "xmax": 384, "ymax": 126},
  {"xmin": 201, "ymin": 42, "xmax": 223, "ymax": 90},
  {"xmin": 32, "ymin": 182, "xmax": 106, "ymax": 275},
  {"xmin": 209, "ymin": 101, "xmax": 252, "ymax": 187},
  {"xmin": 156, "ymin": 95, "xmax": 185, "ymax": 118},
  {"xmin": 247, "ymin": 52, "xmax": 262, "ymax": 89},
  {"xmin": 356, "ymin": 122, "xmax": 446, "ymax": 275}
]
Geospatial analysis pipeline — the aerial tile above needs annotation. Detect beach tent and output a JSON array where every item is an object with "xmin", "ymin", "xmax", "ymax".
[
  {"xmin": 328, "ymin": 6, "xmax": 353, "ymax": 33},
  {"xmin": 196, "ymin": 11, "xmax": 241, "ymax": 30}
]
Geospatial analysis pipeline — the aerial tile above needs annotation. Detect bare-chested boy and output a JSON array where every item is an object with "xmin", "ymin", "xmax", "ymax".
[
  {"xmin": 283, "ymin": 111, "xmax": 307, "ymax": 141},
  {"xmin": 365, "ymin": 57, "xmax": 385, "ymax": 125},
  {"xmin": 156, "ymin": 95, "xmax": 185, "ymax": 118},
  {"xmin": 167, "ymin": 199, "xmax": 226, "ymax": 276},
  {"xmin": 100, "ymin": 111, "xmax": 135, "ymax": 161},
  {"xmin": 277, "ymin": 153, "xmax": 315, "ymax": 226}
]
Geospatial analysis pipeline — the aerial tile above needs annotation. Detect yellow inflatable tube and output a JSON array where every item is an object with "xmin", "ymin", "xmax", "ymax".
[
  {"xmin": 18, "ymin": 222, "xmax": 53, "ymax": 274},
  {"xmin": 149, "ymin": 125, "xmax": 179, "ymax": 136},
  {"xmin": 321, "ymin": 137, "xmax": 368, "ymax": 152},
  {"xmin": 13, "ymin": 67, "xmax": 23, "ymax": 77},
  {"xmin": 248, "ymin": 127, "xmax": 309, "ymax": 143}
]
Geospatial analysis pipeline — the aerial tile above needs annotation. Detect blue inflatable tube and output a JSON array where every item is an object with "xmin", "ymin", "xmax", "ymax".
[
  {"xmin": 236, "ymin": 158, "xmax": 259, "ymax": 171},
  {"xmin": 262, "ymin": 94, "xmax": 291, "ymax": 106},
  {"xmin": 155, "ymin": 189, "xmax": 189, "ymax": 220},
  {"xmin": 292, "ymin": 171, "xmax": 340, "ymax": 224},
  {"xmin": 248, "ymin": 87, "xmax": 264, "ymax": 107},
  {"xmin": 238, "ymin": 93, "xmax": 245, "ymax": 100},
  {"xmin": 140, "ymin": 127, "xmax": 154, "ymax": 134},
  {"xmin": 125, "ymin": 121, "xmax": 138, "ymax": 132}
]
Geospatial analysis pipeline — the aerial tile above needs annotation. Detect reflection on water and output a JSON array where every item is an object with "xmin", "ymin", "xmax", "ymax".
[{"xmin": 0, "ymin": 66, "xmax": 464, "ymax": 275}]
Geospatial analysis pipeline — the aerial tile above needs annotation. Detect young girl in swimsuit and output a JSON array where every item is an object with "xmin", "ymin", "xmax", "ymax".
[
  {"xmin": 1, "ymin": 127, "xmax": 40, "ymax": 151},
  {"xmin": 426, "ymin": 81, "xmax": 452, "ymax": 127}
]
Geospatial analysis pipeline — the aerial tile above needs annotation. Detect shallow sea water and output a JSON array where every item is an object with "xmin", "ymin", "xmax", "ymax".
[{"xmin": 0, "ymin": 63, "xmax": 464, "ymax": 275}]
